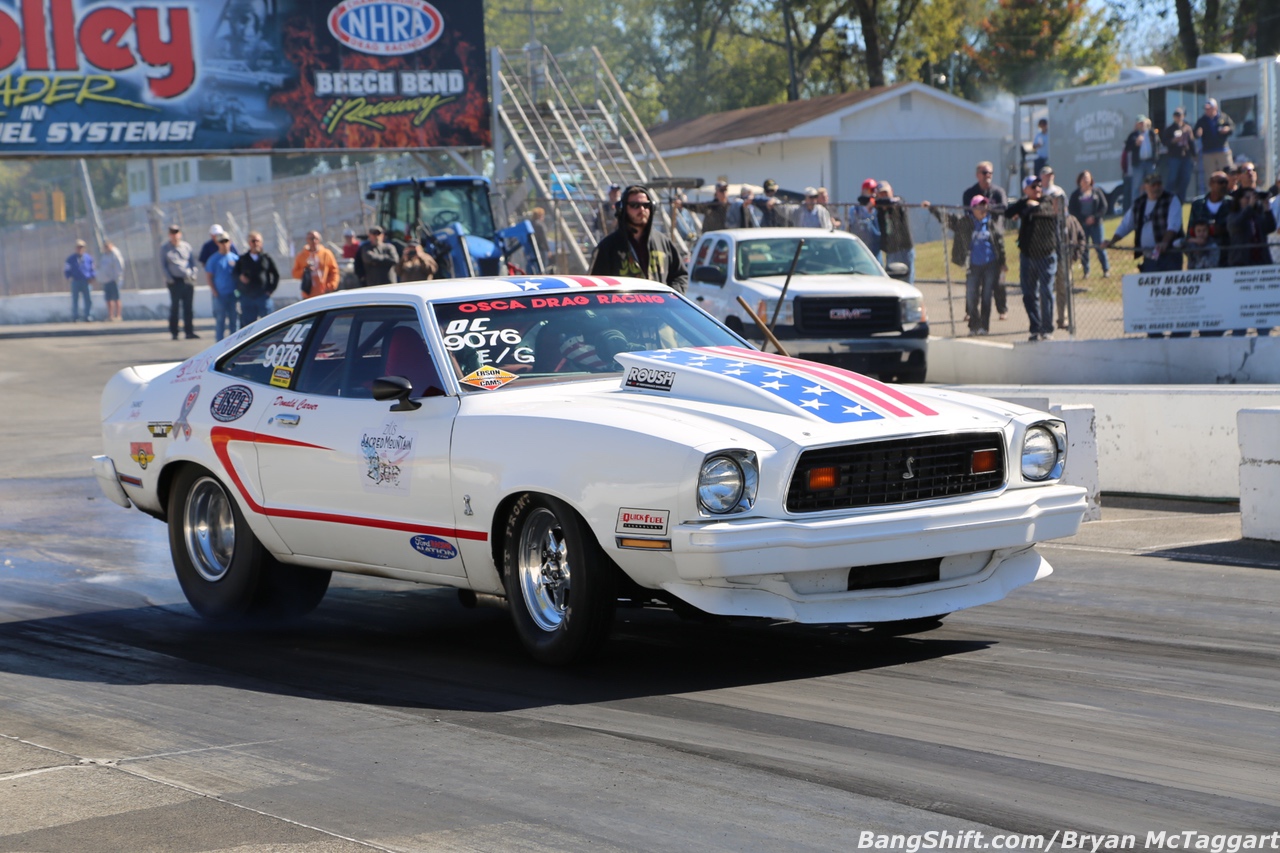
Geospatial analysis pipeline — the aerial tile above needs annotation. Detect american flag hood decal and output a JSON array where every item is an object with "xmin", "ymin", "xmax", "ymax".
[{"xmin": 615, "ymin": 347, "xmax": 939, "ymax": 424}]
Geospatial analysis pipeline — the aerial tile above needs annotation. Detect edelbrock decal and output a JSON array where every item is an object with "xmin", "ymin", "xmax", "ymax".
[{"xmin": 410, "ymin": 534, "xmax": 457, "ymax": 560}]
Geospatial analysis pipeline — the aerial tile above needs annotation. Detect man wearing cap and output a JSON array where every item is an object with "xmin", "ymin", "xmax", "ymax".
[
  {"xmin": 593, "ymin": 184, "xmax": 623, "ymax": 238},
  {"xmin": 1005, "ymin": 176, "xmax": 1060, "ymax": 341},
  {"xmin": 590, "ymin": 184, "xmax": 687, "ymax": 292},
  {"xmin": 790, "ymin": 187, "xmax": 834, "ymax": 230},
  {"xmin": 1194, "ymin": 99, "xmax": 1235, "ymax": 185},
  {"xmin": 687, "ymin": 181, "xmax": 730, "ymax": 233},
  {"xmin": 199, "ymin": 224, "xmax": 237, "ymax": 266},
  {"xmin": 205, "ymin": 232, "xmax": 240, "ymax": 341},
  {"xmin": 159, "ymin": 225, "xmax": 199, "ymax": 339},
  {"xmin": 730, "ymin": 186, "xmax": 762, "ymax": 228},
  {"xmin": 1105, "ymin": 171, "xmax": 1184, "ymax": 276},
  {"xmin": 63, "ymin": 239, "xmax": 97, "ymax": 322},
  {"xmin": 847, "ymin": 178, "xmax": 881, "ymax": 257},
  {"xmin": 1124, "ymin": 116, "xmax": 1159, "ymax": 211},
  {"xmin": 356, "ymin": 225, "xmax": 399, "ymax": 287},
  {"xmin": 875, "ymin": 182, "xmax": 916, "ymax": 284},
  {"xmin": 341, "ymin": 228, "xmax": 361, "ymax": 260},
  {"xmin": 962, "ymin": 161, "xmax": 1010, "ymax": 319},
  {"xmin": 1160, "ymin": 107, "xmax": 1195, "ymax": 200},
  {"xmin": 758, "ymin": 179, "xmax": 785, "ymax": 227}
]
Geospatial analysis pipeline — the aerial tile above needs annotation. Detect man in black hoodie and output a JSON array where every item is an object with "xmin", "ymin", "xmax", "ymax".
[{"xmin": 589, "ymin": 185, "xmax": 688, "ymax": 293}]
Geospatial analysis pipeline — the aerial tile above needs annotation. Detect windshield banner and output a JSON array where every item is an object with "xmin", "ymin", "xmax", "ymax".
[{"xmin": 0, "ymin": 0, "xmax": 489, "ymax": 155}]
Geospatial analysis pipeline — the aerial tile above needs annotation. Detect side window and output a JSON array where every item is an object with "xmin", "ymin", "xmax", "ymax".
[
  {"xmin": 219, "ymin": 317, "xmax": 316, "ymax": 389},
  {"xmin": 710, "ymin": 238, "xmax": 730, "ymax": 278},
  {"xmin": 293, "ymin": 306, "xmax": 443, "ymax": 399},
  {"xmin": 692, "ymin": 239, "xmax": 711, "ymax": 269}
]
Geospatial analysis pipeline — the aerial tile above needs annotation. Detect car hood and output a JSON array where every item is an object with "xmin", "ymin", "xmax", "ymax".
[
  {"xmin": 744, "ymin": 274, "xmax": 920, "ymax": 299},
  {"xmin": 466, "ymin": 347, "xmax": 1025, "ymax": 450}
]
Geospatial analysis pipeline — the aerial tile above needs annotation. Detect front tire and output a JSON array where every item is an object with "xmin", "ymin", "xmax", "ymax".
[
  {"xmin": 503, "ymin": 493, "xmax": 617, "ymax": 665},
  {"xmin": 167, "ymin": 466, "xmax": 330, "ymax": 621}
]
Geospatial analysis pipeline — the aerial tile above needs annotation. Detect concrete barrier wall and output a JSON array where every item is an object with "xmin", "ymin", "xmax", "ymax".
[
  {"xmin": 0, "ymin": 281, "xmax": 304, "ymax": 324},
  {"xmin": 931, "ymin": 336, "xmax": 1280, "ymax": 385},
  {"xmin": 1238, "ymin": 408, "xmax": 1280, "ymax": 541},
  {"xmin": 954, "ymin": 385, "xmax": 1280, "ymax": 500}
]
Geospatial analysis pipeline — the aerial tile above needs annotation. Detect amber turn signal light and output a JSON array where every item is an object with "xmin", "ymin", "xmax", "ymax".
[
  {"xmin": 971, "ymin": 449, "xmax": 999, "ymax": 474},
  {"xmin": 807, "ymin": 466, "xmax": 839, "ymax": 490}
]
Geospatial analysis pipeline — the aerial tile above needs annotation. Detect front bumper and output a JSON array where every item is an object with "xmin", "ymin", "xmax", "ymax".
[
  {"xmin": 672, "ymin": 483, "xmax": 1086, "ymax": 580},
  {"xmin": 661, "ymin": 546, "xmax": 1051, "ymax": 623}
]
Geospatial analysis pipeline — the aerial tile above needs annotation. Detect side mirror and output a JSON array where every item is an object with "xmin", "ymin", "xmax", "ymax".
[
  {"xmin": 886, "ymin": 262, "xmax": 909, "ymax": 281},
  {"xmin": 691, "ymin": 265, "xmax": 727, "ymax": 285},
  {"xmin": 372, "ymin": 375, "xmax": 421, "ymax": 412}
]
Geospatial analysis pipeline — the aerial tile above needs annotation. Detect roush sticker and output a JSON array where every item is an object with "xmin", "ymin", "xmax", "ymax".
[
  {"xmin": 615, "ymin": 508, "xmax": 670, "ymax": 536},
  {"xmin": 460, "ymin": 365, "xmax": 518, "ymax": 390},
  {"xmin": 624, "ymin": 366, "xmax": 675, "ymax": 392},
  {"xmin": 147, "ymin": 422, "xmax": 173, "ymax": 438},
  {"xmin": 409, "ymin": 534, "xmax": 458, "ymax": 560},
  {"xmin": 129, "ymin": 442, "xmax": 155, "ymax": 470},
  {"xmin": 209, "ymin": 385, "xmax": 254, "ymax": 422}
]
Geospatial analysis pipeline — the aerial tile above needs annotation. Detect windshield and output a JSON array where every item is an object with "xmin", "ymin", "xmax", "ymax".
[
  {"xmin": 419, "ymin": 185, "xmax": 495, "ymax": 236},
  {"xmin": 432, "ymin": 290, "xmax": 745, "ymax": 391},
  {"xmin": 735, "ymin": 236, "xmax": 882, "ymax": 277}
]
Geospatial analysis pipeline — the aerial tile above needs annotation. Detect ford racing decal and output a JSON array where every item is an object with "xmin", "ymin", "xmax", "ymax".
[
  {"xmin": 210, "ymin": 386, "xmax": 254, "ymax": 422},
  {"xmin": 624, "ymin": 366, "xmax": 675, "ymax": 392},
  {"xmin": 615, "ymin": 508, "xmax": 669, "ymax": 536},
  {"xmin": 410, "ymin": 534, "xmax": 458, "ymax": 560}
]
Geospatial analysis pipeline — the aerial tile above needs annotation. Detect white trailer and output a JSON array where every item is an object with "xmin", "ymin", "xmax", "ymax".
[{"xmin": 1014, "ymin": 54, "xmax": 1278, "ymax": 210}]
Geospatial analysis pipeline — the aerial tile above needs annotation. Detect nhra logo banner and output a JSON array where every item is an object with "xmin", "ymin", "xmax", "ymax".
[{"xmin": 0, "ymin": 0, "xmax": 489, "ymax": 155}]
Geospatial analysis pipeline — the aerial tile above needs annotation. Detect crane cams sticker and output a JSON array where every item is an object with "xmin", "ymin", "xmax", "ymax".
[
  {"xmin": 360, "ymin": 420, "xmax": 417, "ymax": 493},
  {"xmin": 460, "ymin": 365, "xmax": 518, "ymax": 390},
  {"xmin": 210, "ymin": 385, "xmax": 254, "ymax": 422},
  {"xmin": 129, "ymin": 442, "xmax": 155, "ymax": 470}
]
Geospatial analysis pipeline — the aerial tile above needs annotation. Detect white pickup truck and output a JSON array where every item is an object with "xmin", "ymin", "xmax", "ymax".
[{"xmin": 686, "ymin": 228, "xmax": 929, "ymax": 383}]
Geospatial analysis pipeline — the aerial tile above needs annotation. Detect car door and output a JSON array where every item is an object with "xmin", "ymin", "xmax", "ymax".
[
  {"xmin": 250, "ymin": 305, "xmax": 468, "ymax": 578},
  {"xmin": 686, "ymin": 235, "xmax": 733, "ymax": 322}
]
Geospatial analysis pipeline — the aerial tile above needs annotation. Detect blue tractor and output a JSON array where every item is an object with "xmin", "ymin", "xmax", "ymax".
[{"xmin": 366, "ymin": 176, "xmax": 544, "ymax": 278}]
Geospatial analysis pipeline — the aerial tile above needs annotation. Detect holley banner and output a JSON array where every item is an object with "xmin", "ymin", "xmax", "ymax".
[{"xmin": 0, "ymin": 0, "xmax": 490, "ymax": 154}]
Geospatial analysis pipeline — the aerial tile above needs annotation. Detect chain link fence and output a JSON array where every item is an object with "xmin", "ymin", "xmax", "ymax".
[
  {"xmin": 0, "ymin": 155, "xmax": 427, "ymax": 299},
  {"xmin": 8, "ymin": 172, "xmax": 1276, "ymax": 342}
]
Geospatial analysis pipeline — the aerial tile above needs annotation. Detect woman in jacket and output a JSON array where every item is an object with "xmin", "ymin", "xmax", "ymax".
[{"xmin": 1068, "ymin": 171, "xmax": 1110, "ymax": 278}]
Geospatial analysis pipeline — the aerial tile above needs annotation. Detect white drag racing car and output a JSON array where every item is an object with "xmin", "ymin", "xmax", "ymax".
[{"xmin": 94, "ymin": 275, "xmax": 1087, "ymax": 664}]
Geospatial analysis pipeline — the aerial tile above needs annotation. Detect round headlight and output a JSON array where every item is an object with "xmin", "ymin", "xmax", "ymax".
[
  {"xmin": 1021, "ymin": 426, "xmax": 1060, "ymax": 481},
  {"xmin": 698, "ymin": 455, "xmax": 745, "ymax": 514}
]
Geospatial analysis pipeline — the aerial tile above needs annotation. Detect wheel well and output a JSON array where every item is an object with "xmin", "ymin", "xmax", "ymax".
[{"xmin": 489, "ymin": 490, "xmax": 615, "ymax": 581}]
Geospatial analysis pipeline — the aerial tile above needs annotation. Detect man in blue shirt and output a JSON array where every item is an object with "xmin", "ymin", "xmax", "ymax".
[
  {"xmin": 63, "ymin": 239, "xmax": 97, "ymax": 321},
  {"xmin": 205, "ymin": 235, "xmax": 241, "ymax": 341}
]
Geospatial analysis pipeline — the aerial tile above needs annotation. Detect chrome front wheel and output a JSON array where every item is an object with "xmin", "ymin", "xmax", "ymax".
[
  {"xmin": 516, "ymin": 507, "xmax": 572, "ymax": 631},
  {"xmin": 503, "ymin": 494, "xmax": 617, "ymax": 665}
]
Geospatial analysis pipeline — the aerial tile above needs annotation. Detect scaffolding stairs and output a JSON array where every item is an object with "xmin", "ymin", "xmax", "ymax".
[{"xmin": 493, "ymin": 45, "xmax": 684, "ymax": 274}]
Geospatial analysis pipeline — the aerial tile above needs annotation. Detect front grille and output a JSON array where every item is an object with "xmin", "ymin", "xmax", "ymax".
[
  {"xmin": 794, "ymin": 296, "xmax": 900, "ymax": 336},
  {"xmin": 787, "ymin": 432, "xmax": 1006, "ymax": 513}
]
